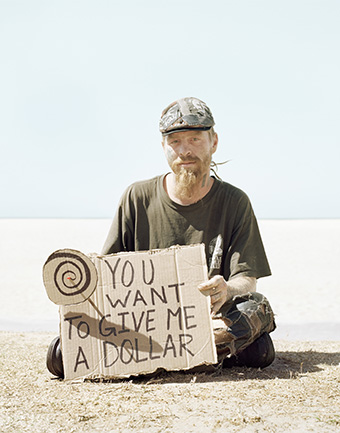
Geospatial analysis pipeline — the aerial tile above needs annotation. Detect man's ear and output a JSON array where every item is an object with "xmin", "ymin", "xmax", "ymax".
[{"xmin": 212, "ymin": 133, "xmax": 218, "ymax": 154}]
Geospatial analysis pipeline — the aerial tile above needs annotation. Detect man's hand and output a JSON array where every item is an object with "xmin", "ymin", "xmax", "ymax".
[
  {"xmin": 198, "ymin": 275, "xmax": 229, "ymax": 314},
  {"xmin": 198, "ymin": 275, "xmax": 257, "ymax": 314}
]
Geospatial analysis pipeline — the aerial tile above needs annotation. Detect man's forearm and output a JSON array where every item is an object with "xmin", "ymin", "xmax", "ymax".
[
  {"xmin": 226, "ymin": 276, "xmax": 257, "ymax": 300},
  {"xmin": 198, "ymin": 275, "xmax": 257, "ymax": 314}
]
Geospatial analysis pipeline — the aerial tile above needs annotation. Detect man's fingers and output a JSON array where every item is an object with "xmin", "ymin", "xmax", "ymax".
[
  {"xmin": 198, "ymin": 282, "xmax": 214, "ymax": 292},
  {"xmin": 200, "ymin": 287, "xmax": 219, "ymax": 297},
  {"xmin": 198, "ymin": 279, "xmax": 221, "ymax": 296},
  {"xmin": 199, "ymin": 285, "xmax": 216, "ymax": 296},
  {"xmin": 210, "ymin": 290, "xmax": 227, "ymax": 313},
  {"xmin": 211, "ymin": 300, "xmax": 224, "ymax": 314},
  {"xmin": 210, "ymin": 292, "xmax": 221, "ymax": 302},
  {"xmin": 198, "ymin": 276, "xmax": 227, "ymax": 312},
  {"xmin": 198, "ymin": 276, "xmax": 222, "ymax": 292}
]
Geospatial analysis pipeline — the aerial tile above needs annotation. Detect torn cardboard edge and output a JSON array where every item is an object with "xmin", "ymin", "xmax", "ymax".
[{"xmin": 43, "ymin": 244, "xmax": 217, "ymax": 380}]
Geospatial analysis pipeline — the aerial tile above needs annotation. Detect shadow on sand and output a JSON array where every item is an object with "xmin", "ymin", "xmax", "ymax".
[{"xmin": 86, "ymin": 349, "xmax": 340, "ymax": 384}]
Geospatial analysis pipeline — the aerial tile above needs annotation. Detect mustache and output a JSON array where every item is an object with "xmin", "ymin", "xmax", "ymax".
[{"xmin": 173, "ymin": 156, "xmax": 200, "ymax": 165}]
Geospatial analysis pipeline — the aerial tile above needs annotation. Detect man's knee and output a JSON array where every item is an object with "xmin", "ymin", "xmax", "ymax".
[{"xmin": 215, "ymin": 292, "xmax": 276, "ymax": 357}]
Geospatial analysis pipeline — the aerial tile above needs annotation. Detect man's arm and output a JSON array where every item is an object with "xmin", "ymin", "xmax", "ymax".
[{"xmin": 198, "ymin": 275, "xmax": 256, "ymax": 314}]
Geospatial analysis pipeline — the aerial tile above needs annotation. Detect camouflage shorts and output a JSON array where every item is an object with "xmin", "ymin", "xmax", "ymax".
[{"xmin": 213, "ymin": 292, "xmax": 276, "ymax": 361}]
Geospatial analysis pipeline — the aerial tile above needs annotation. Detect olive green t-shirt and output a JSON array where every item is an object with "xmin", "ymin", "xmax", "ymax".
[{"xmin": 102, "ymin": 175, "xmax": 271, "ymax": 281}]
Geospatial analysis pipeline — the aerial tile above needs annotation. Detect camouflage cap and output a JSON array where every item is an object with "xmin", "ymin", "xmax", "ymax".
[{"xmin": 159, "ymin": 97, "xmax": 215, "ymax": 136}]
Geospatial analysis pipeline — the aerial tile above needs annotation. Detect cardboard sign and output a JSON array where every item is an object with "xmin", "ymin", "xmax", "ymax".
[{"xmin": 43, "ymin": 245, "xmax": 217, "ymax": 380}]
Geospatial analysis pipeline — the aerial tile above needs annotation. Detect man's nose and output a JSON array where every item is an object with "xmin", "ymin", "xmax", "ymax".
[{"xmin": 178, "ymin": 142, "xmax": 191, "ymax": 157}]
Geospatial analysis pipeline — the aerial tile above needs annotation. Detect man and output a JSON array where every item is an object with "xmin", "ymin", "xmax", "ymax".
[
  {"xmin": 101, "ymin": 97, "xmax": 276, "ymax": 369},
  {"xmin": 47, "ymin": 97, "xmax": 275, "ymax": 378}
]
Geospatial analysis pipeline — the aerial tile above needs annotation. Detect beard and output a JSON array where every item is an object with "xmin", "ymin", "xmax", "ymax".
[{"xmin": 171, "ymin": 156, "xmax": 211, "ymax": 200}]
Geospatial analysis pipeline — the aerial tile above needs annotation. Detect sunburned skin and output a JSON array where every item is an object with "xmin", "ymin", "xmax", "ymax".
[
  {"xmin": 166, "ymin": 148, "xmax": 172, "ymax": 161},
  {"xmin": 162, "ymin": 130, "xmax": 218, "ymax": 205}
]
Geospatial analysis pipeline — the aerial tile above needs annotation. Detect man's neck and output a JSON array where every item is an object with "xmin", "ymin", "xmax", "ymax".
[{"xmin": 163, "ymin": 172, "xmax": 214, "ymax": 205}]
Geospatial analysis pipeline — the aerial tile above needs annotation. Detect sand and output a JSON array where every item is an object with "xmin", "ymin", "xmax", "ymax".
[{"xmin": 1, "ymin": 331, "xmax": 340, "ymax": 432}]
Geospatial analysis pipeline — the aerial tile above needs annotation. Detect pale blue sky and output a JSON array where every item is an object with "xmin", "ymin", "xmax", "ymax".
[{"xmin": 1, "ymin": 0, "xmax": 339, "ymax": 219}]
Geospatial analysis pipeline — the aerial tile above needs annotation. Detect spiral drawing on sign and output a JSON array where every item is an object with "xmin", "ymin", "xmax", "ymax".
[
  {"xmin": 52, "ymin": 253, "xmax": 90, "ymax": 296},
  {"xmin": 43, "ymin": 249, "xmax": 98, "ymax": 305}
]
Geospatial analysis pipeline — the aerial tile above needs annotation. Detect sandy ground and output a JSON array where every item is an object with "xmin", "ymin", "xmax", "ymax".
[{"xmin": 1, "ymin": 331, "xmax": 340, "ymax": 433}]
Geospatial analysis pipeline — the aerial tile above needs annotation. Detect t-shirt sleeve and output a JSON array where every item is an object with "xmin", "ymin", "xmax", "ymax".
[
  {"xmin": 101, "ymin": 187, "xmax": 135, "ymax": 255},
  {"xmin": 224, "ymin": 193, "xmax": 271, "ymax": 280}
]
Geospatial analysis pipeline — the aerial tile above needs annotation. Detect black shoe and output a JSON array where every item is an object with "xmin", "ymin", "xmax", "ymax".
[
  {"xmin": 46, "ymin": 336, "xmax": 64, "ymax": 379},
  {"xmin": 222, "ymin": 332, "xmax": 275, "ymax": 369}
]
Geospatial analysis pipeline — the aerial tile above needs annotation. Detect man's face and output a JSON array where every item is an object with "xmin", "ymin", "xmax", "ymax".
[
  {"xmin": 162, "ymin": 129, "xmax": 218, "ymax": 199},
  {"xmin": 162, "ymin": 130, "xmax": 217, "ymax": 177}
]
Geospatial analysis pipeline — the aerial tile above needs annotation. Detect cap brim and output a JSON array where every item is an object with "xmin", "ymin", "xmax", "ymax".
[{"xmin": 161, "ymin": 126, "xmax": 212, "ymax": 136}]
